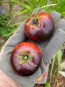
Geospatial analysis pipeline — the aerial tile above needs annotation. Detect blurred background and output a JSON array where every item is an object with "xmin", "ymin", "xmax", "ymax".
[{"xmin": 0, "ymin": 0, "xmax": 65, "ymax": 87}]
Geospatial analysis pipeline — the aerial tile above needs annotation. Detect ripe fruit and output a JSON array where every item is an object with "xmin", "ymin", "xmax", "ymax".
[
  {"xmin": 25, "ymin": 12, "xmax": 55, "ymax": 42},
  {"xmin": 11, "ymin": 42, "xmax": 42, "ymax": 76}
]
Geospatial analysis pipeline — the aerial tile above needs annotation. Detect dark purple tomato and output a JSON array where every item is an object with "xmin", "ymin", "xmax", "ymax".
[
  {"xmin": 11, "ymin": 42, "xmax": 42, "ymax": 76},
  {"xmin": 24, "ymin": 12, "xmax": 55, "ymax": 42}
]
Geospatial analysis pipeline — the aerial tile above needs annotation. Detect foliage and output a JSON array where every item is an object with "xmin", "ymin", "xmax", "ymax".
[
  {"xmin": 56, "ymin": 49, "xmax": 62, "ymax": 80},
  {"xmin": 49, "ymin": 49, "xmax": 63, "ymax": 86},
  {"xmin": 45, "ymin": 82, "xmax": 51, "ymax": 87},
  {"xmin": 7, "ymin": 0, "xmax": 65, "ymax": 17},
  {"xmin": 49, "ymin": 55, "xmax": 56, "ymax": 83},
  {"xmin": 0, "ymin": 15, "xmax": 16, "ymax": 40}
]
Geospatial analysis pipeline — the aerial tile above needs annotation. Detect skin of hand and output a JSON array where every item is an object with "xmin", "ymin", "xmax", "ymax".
[
  {"xmin": 0, "ymin": 57, "xmax": 21, "ymax": 87},
  {"xmin": 0, "ymin": 9, "xmax": 65, "ymax": 87}
]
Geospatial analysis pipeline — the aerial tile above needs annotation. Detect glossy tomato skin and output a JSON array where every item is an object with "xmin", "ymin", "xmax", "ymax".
[
  {"xmin": 25, "ymin": 12, "xmax": 55, "ymax": 42},
  {"xmin": 11, "ymin": 42, "xmax": 42, "ymax": 76}
]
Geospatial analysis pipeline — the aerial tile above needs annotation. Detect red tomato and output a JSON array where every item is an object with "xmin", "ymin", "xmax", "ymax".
[
  {"xmin": 11, "ymin": 42, "xmax": 42, "ymax": 76},
  {"xmin": 25, "ymin": 12, "xmax": 55, "ymax": 42}
]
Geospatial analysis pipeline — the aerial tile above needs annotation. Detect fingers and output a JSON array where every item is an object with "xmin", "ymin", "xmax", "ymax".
[
  {"xmin": 42, "ymin": 29, "xmax": 65, "ymax": 64},
  {"xmin": 0, "ymin": 70, "xmax": 20, "ymax": 87},
  {"xmin": 55, "ymin": 19, "xmax": 65, "ymax": 31},
  {"xmin": 36, "ymin": 61, "xmax": 49, "ymax": 84},
  {"xmin": 50, "ymin": 11, "xmax": 61, "ymax": 23}
]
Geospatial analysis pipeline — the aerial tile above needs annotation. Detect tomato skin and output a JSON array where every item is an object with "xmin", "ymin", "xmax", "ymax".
[
  {"xmin": 11, "ymin": 42, "xmax": 42, "ymax": 76},
  {"xmin": 25, "ymin": 12, "xmax": 55, "ymax": 42}
]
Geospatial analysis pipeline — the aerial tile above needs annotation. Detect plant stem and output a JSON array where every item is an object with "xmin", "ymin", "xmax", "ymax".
[
  {"xmin": 55, "ymin": 49, "xmax": 62, "ymax": 81},
  {"xmin": 34, "ymin": 4, "xmax": 57, "ymax": 20},
  {"xmin": 49, "ymin": 55, "xmax": 56, "ymax": 83},
  {"xmin": 40, "ymin": 4, "xmax": 57, "ymax": 9}
]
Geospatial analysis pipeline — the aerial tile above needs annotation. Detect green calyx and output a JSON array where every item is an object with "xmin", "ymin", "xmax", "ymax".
[
  {"xmin": 17, "ymin": 50, "xmax": 34, "ymax": 65},
  {"xmin": 33, "ymin": 18, "xmax": 38, "ymax": 25},
  {"xmin": 17, "ymin": 50, "xmax": 37, "ymax": 67}
]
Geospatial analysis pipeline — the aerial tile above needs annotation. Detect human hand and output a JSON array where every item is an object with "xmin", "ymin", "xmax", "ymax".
[
  {"xmin": 0, "ymin": 9, "xmax": 65, "ymax": 87},
  {"xmin": 0, "ymin": 70, "xmax": 21, "ymax": 87}
]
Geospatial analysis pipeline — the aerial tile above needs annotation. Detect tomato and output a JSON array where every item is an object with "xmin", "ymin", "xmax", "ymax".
[
  {"xmin": 11, "ymin": 42, "xmax": 42, "ymax": 76},
  {"xmin": 25, "ymin": 12, "xmax": 55, "ymax": 42}
]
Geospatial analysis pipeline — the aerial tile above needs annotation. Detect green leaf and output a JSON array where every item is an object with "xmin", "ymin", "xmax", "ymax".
[
  {"xmin": 9, "ymin": 22, "xmax": 22, "ymax": 27},
  {"xmin": 13, "ymin": 9, "xmax": 28, "ymax": 17},
  {"xmin": 26, "ymin": 51, "xmax": 30, "ymax": 55},
  {"xmin": 40, "ymin": 4, "xmax": 57, "ymax": 9},
  {"xmin": 12, "ymin": 0, "xmax": 33, "ymax": 11},
  {"xmin": 56, "ymin": 49, "xmax": 62, "ymax": 79},
  {"xmin": 9, "ymin": 0, "xmax": 15, "ymax": 13},
  {"xmin": 19, "ymin": 60, "xmax": 26, "ymax": 65},
  {"xmin": 38, "ymin": 0, "xmax": 44, "ymax": 7},
  {"xmin": 17, "ymin": 55, "xmax": 23, "ymax": 59},
  {"xmin": 25, "ymin": 0, "xmax": 36, "ymax": 8},
  {"xmin": 45, "ymin": 83, "xmax": 51, "ymax": 87},
  {"xmin": 49, "ymin": 55, "xmax": 56, "ymax": 82},
  {"xmin": 3, "ymin": 31, "xmax": 13, "ymax": 36},
  {"xmin": 56, "ymin": 49, "xmax": 62, "ymax": 65}
]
